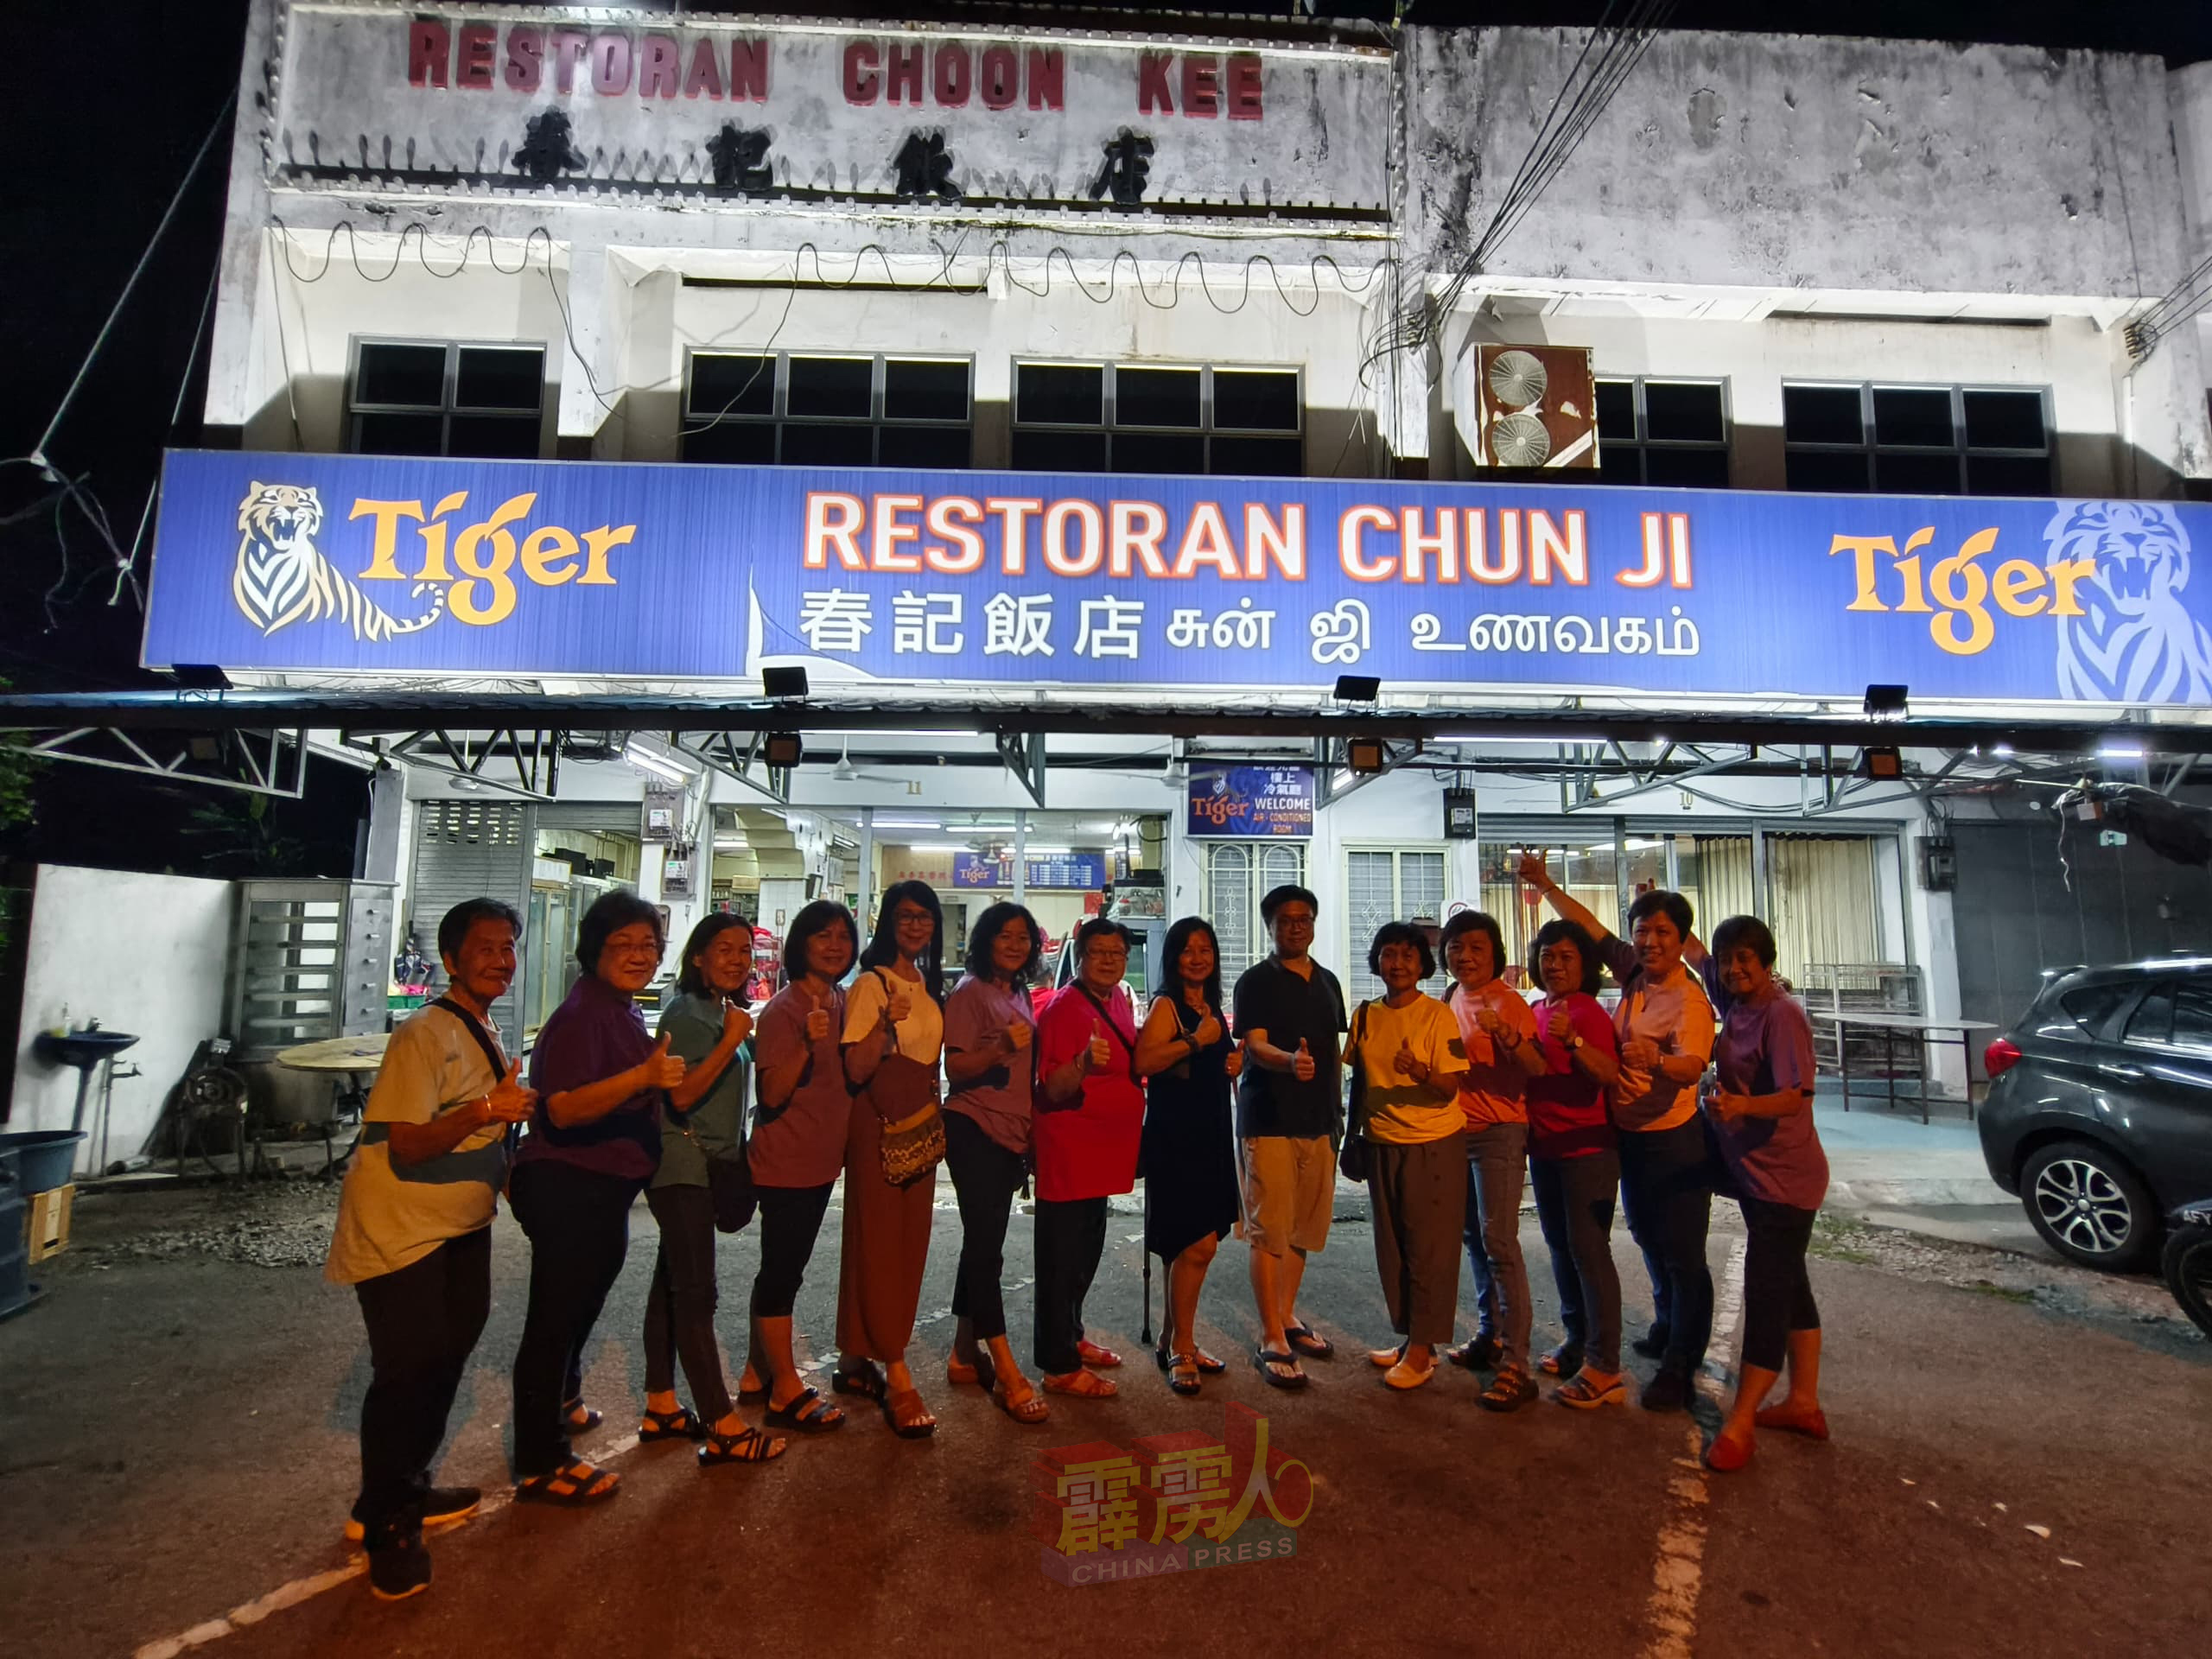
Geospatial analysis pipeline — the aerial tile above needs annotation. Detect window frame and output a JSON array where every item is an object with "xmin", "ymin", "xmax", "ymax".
[
  {"xmin": 680, "ymin": 349, "xmax": 976, "ymax": 467},
  {"xmin": 1010, "ymin": 359, "xmax": 1305, "ymax": 476},
  {"xmin": 1341, "ymin": 842, "xmax": 1450, "ymax": 1003},
  {"xmin": 1781, "ymin": 380, "xmax": 2052, "ymax": 496},
  {"xmin": 1593, "ymin": 375, "xmax": 1732, "ymax": 487},
  {"xmin": 1205, "ymin": 839, "xmax": 1309, "ymax": 988},
  {"xmin": 346, "ymin": 336, "xmax": 547, "ymax": 459}
]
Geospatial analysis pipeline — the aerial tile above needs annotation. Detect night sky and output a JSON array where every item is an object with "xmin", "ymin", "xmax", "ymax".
[{"xmin": 0, "ymin": 0, "xmax": 2204, "ymax": 871}]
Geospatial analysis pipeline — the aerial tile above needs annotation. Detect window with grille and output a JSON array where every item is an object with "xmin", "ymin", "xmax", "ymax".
[
  {"xmin": 1344, "ymin": 847, "xmax": 1448, "ymax": 1002},
  {"xmin": 350, "ymin": 340, "xmax": 545, "ymax": 458},
  {"xmin": 1207, "ymin": 841, "xmax": 1308, "ymax": 988},
  {"xmin": 682, "ymin": 352, "xmax": 972, "ymax": 467},
  {"xmin": 1594, "ymin": 378, "xmax": 1731, "ymax": 488},
  {"xmin": 1012, "ymin": 361, "xmax": 1303, "ymax": 476},
  {"xmin": 1782, "ymin": 383, "xmax": 2050, "ymax": 497}
]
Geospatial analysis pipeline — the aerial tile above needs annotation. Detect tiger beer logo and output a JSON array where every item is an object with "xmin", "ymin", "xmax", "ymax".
[{"xmin": 229, "ymin": 483, "xmax": 635, "ymax": 639}]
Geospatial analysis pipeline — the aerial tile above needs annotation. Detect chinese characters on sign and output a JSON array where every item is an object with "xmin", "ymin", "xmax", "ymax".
[
  {"xmin": 1033, "ymin": 1404, "xmax": 1313, "ymax": 1586},
  {"xmin": 1187, "ymin": 766, "xmax": 1316, "ymax": 839}
]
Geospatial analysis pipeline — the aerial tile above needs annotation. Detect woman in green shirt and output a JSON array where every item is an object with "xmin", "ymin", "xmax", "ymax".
[{"xmin": 640, "ymin": 913, "xmax": 785, "ymax": 1465}]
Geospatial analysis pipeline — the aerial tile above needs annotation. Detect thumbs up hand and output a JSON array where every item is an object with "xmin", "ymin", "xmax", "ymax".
[
  {"xmin": 1292, "ymin": 1038, "xmax": 1316, "ymax": 1082},
  {"xmin": 640, "ymin": 1033, "xmax": 687, "ymax": 1090},
  {"xmin": 1086, "ymin": 1020, "xmax": 1112, "ymax": 1070},
  {"xmin": 803, "ymin": 984, "xmax": 832, "ymax": 1044},
  {"xmin": 1224, "ymin": 1036, "xmax": 1246, "ymax": 1080},
  {"xmin": 1004, "ymin": 1019, "xmax": 1033, "ymax": 1054},
  {"xmin": 721, "ymin": 1000, "xmax": 754, "ymax": 1046},
  {"xmin": 485, "ymin": 1057, "xmax": 536, "ymax": 1122},
  {"xmin": 1192, "ymin": 1009, "xmax": 1224, "ymax": 1049},
  {"xmin": 885, "ymin": 979, "xmax": 915, "ymax": 1025},
  {"xmin": 1546, "ymin": 1007, "xmax": 1574, "ymax": 1045},
  {"xmin": 1393, "ymin": 1037, "xmax": 1419, "ymax": 1078}
]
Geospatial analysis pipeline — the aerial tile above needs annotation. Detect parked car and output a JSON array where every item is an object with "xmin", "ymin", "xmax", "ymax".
[
  {"xmin": 2164, "ymin": 1200, "xmax": 2212, "ymax": 1338},
  {"xmin": 1978, "ymin": 958, "xmax": 2212, "ymax": 1270}
]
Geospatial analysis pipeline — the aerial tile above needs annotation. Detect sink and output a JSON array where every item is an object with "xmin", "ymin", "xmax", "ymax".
[{"xmin": 34, "ymin": 1029, "xmax": 140, "ymax": 1071}]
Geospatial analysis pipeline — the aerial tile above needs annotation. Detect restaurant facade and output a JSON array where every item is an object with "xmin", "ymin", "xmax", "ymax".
[{"xmin": 124, "ymin": 1, "xmax": 2212, "ymax": 1091}]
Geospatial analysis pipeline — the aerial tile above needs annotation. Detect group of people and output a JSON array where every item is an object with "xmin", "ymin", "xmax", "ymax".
[{"xmin": 324, "ymin": 857, "xmax": 1832, "ymax": 1601}]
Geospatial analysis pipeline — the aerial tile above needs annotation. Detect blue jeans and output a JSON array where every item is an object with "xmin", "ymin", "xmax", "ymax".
[{"xmin": 1616, "ymin": 1116, "xmax": 1716, "ymax": 1376}]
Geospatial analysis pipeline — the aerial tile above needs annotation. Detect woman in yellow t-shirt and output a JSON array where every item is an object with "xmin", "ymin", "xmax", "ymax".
[{"xmin": 1353, "ymin": 922, "xmax": 1471, "ymax": 1390}]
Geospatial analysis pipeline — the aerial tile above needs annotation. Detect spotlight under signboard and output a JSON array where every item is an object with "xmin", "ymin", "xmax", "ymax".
[
  {"xmin": 1859, "ymin": 747, "xmax": 1904, "ymax": 781},
  {"xmin": 1346, "ymin": 736, "xmax": 1387, "ymax": 775},
  {"xmin": 763, "ymin": 733, "xmax": 804, "ymax": 768}
]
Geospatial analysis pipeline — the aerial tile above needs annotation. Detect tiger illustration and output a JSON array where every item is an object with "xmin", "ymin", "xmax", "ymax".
[
  {"xmin": 2045, "ymin": 499, "xmax": 2212, "ymax": 704},
  {"xmin": 232, "ymin": 483, "xmax": 446, "ymax": 642}
]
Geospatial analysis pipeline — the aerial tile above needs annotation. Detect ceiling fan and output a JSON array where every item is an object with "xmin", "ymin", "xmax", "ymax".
[{"xmin": 830, "ymin": 740, "xmax": 910, "ymax": 784}]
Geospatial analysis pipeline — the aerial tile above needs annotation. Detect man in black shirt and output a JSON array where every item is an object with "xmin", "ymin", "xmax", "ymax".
[{"xmin": 1230, "ymin": 884, "xmax": 1348, "ymax": 1389}]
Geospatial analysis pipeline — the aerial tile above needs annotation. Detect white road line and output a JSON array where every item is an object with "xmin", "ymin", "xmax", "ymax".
[
  {"xmin": 1639, "ymin": 1234, "xmax": 1750, "ymax": 1659},
  {"xmin": 130, "ymin": 1433, "xmax": 644, "ymax": 1659}
]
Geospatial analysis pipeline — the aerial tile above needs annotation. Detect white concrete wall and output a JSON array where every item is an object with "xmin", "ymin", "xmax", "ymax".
[{"xmin": 11, "ymin": 866, "xmax": 235, "ymax": 1173}]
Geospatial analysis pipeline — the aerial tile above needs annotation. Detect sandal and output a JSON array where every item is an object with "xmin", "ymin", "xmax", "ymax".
[
  {"xmin": 1166, "ymin": 1353, "xmax": 1202, "ymax": 1397},
  {"xmin": 561, "ymin": 1402, "xmax": 603, "ymax": 1433},
  {"xmin": 1283, "ymin": 1322, "xmax": 1334, "ymax": 1360},
  {"xmin": 1536, "ymin": 1343, "xmax": 1584, "ymax": 1378},
  {"xmin": 1369, "ymin": 1341, "xmax": 1408, "ymax": 1370},
  {"xmin": 763, "ymin": 1387, "xmax": 846, "ymax": 1434},
  {"xmin": 993, "ymin": 1376, "xmax": 1051, "ymax": 1424},
  {"xmin": 1253, "ymin": 1348, "xmax": 1307, "ymax": 1391},
  {"xmin": 831, "ymin": 1359, "xmax": 887, "ymax": 1402},
  {"xmin": 1076, "ymin": 1339, "xmax": 1123, "ymax": 1369},
  {"xmin": 698, "ymin": 1423, "xmax": 788, "ymax": 1465},
  {"xmin": 946, "ymin": 1351, "xmax": 998, "ymax": 1389},
  {"xmin": 1479, "ymin": 1364, "xmax": 1539, "ymax": 1414},
  {"xmin": 882, "ymin": 1386, "xmax": 938, "ymax": 1439},
  {"xmin": 736, "ymin": 1378, "xmax": 768, "ymax": 1406},
  {"xmin": 514, "ymin": 1459, "xmax": 620, "ymax": 1506},
  {"xmin": 639, "ymin": 1407, "xmax": 705, "ymax": 1443},
  {"xmin": 1042, "ymin": 1369, "xmax": 1119, "ymax": 1399},
  {"xmin": 1192, "ymin": 1350, "xmax": 1226, "ymax": 1375},
  {"xmin": 1553, "ymin": 1371, "xmax": 1627, "ymax": 1411},
  {"xmin": 1449, "ymin": 1334, "xmax": 1503, "ymax": 1371}
]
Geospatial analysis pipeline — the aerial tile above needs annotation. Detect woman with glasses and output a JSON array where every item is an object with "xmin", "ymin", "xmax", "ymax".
[
  {"xmin": 1134, "ymin": 916, "xmax": 1243, "ymax": 1397},
  {"xmin": 834, "ymin": 880, "xmax": 946, "ymax": 1440}
]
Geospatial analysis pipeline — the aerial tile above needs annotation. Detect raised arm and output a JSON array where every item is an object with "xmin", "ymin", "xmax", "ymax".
[
  {"xmin": 545, "ymin": 1034, "xmax": 683, "ymax": 1128},
  {"xmin": 1518, "ymin": 851, "xmax": 1612, "ymax": 943},
  {"xmin": 664, "ymin": 1001, "xmax": 753, "ymax": 1110}
]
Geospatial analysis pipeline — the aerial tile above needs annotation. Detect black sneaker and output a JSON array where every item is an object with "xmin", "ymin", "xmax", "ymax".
[
  {"xmin": 345, "ymin": 1484, "xmax": 481, "ymax": 1543},
  {"xmin": 1630, "ymin": 1327, "xmax": 1672, "ymax": 1361},
  {"xmin": 366, "ymin": 1530, "xmax": 431, "ymax": 1602},
  {"xmin": 1638, "ymin": 1368, "xmax": 1692, "ymax": 1413}
]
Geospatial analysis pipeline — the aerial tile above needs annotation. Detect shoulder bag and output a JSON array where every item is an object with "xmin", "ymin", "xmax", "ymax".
[
  {"xmin": 1338, "ymin": 1001, "xmax": 1374, "ymax": 1185},
  {"xmin": 861, "ymin": 969, "xmax": 945, "ymax": 1188}
]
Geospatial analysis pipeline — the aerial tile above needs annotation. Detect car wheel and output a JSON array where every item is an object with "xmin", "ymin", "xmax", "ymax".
[
  {"xmin": 2020, "ymin": 1140, "xmax": 2158, "ymax": 1271},
  {"xmin": 2164, "ymin": 1226, "xmax": 2212, "ymax": 1339}
]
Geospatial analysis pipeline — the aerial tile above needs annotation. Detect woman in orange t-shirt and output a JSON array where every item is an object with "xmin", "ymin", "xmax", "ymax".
[{"xmin": 1441, "ymin": 911, "xmax": 1549, "ymax": 1412}]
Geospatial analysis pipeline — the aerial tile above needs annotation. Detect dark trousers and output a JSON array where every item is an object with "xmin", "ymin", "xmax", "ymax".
[
  {"xmin": 944, "ymin": 1109, "xmax": 1027, "ymax": 1342},
  {"xmin": 643, "ymin": 1183, "xmax": 732, "ymax": 1421},
  {"xmin": 510, "ymin": 1158, "xmax": 639, "ymax": 1478},
  {"xmin": 1367, "ymin": 1131, "xmax": 1466, "ymax": 1348},
  {"xmin": 1617, "ymin": 1116, "xmax": 1716, "ymax": 1376},
  {"xmin": 1739, "ymin": 1196, "xmax": 1821, "ymax": 1372},
  {"xmin": 1529, "ymin": 1151, "xmax": 1623, "ymax": 1375},
  {"xmin": 752, "ymin": 1182, "xmax": 835, "ymax": 1320},
  {"xmin": 1033, "ymin": 1195, "xmax": 1108, "ymax": 1376},
  {"xmin": 352, "ymin": 1226, "xmax": 492, "ymax": 1540}
]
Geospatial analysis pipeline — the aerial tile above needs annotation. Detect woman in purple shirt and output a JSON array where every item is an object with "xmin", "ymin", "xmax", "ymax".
[
  {"xmin": 1701, "ymin": 914, "xmax": 1830, "ymax": 1471},
  {"xmin": 941, "ymin": 902, "xmax": 1050, "ymax": 1425}
]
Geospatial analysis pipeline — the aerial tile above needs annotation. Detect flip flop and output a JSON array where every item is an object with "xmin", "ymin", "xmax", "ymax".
[
  {"xmin": 763, "ymin": 1386, "xmax": 846, "ymax": 1434},
  {"xmin": 1192, "ymin": 1350, "xmax": 1227, "ymax": 1375},
  {"xmin": 1253, "ymin": 1348, "xmax": 1308, "ymax": 1391},
  {"xmin": 1283, "ymin": 1322, "xmax": 1334, "ymax": 1360}
]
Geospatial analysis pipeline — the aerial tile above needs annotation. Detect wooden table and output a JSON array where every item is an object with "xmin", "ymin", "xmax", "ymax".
[
  {"xmin": 1812, "ymin": 1010, "xmax": 2002, "ymax": 1123},
  {"xmin": 276, "ymin": 1033, "xmax": 392, "ymax": 1173}
]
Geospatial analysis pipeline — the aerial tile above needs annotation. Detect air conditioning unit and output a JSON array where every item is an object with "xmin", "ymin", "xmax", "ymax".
[{"xmin": 1471, "ymin": 344, "xmax": 1599, "ymax": 469}]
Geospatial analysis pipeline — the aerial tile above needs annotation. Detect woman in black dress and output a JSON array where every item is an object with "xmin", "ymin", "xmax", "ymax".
[{"xmin": 1134, "ymin": 916, "xmax": 1244, "ymax": 1397}]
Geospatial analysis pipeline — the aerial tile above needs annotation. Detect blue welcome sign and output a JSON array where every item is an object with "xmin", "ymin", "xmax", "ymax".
[
  {"xmin": 143, "ymin": 451, "xmax": 2212, "ymax": 707},
  {"xmin": 1187, "ymin": 766, "xmax": 1315, "ymax": 837}
]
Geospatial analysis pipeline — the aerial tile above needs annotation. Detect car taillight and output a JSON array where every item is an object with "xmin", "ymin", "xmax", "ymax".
[{"xmin": 1984, "ymin": 1037, "xmax": 2024, "ymax": 1078}]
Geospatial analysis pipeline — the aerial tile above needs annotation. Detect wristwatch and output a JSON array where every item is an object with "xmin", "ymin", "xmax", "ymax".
[{"xmin": 1567, "ymin": 1033, "xmax": 1586, "ymax": 1051}]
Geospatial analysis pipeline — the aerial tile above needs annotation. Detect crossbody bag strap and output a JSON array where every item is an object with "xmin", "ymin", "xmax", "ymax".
[
  {"xmin": 1072, "ymin": 982, "xmax": 1139, "ymax": 1083},
  {"xmin": 431, "ymin": 996, "xmax": 517, "ymax": 1153},
  {"xmin": 1347, "ymin": 1001, "xmax": 1373, "ymax": 1135}
]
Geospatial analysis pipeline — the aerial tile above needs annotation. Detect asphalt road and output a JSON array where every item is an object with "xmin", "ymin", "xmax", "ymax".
[{"xmin": 3, "ymin": 1178, "xmax": 2207, "ymax": 1659}]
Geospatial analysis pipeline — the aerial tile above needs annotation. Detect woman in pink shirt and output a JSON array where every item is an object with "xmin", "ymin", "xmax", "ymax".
[{"xmin": 1524, "ymin": 918, "xmax": 1628, "ymax": 1410}]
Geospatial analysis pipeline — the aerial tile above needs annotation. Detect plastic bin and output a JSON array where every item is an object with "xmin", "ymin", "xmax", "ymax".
[
  {"xmin": 0, "ymin": 1149, "xmax": 29, "ymax": 1320},
  {"xmin": 0, "ymin": 1130, "xmax": 85, "ymax": 1196}
]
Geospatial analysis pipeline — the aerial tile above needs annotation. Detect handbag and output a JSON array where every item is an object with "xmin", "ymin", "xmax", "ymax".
[
  {"xmin": 858, "ymin": 969, "xmax": 946, "ymax": 1187},
  {"xmin": 1338, "ymin": 1001, "xmax": 1374, "ymax": 1185}
]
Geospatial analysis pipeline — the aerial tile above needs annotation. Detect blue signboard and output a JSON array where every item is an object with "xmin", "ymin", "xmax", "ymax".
[
  {"xmin": 1188, "ymin": 766, "xmax": 1316, "ymax": 837},
  {"xmin": 144, "ymin": 452, "xmax": 2212, "ymax": 707},
  {"xmin": 951, "ymin": 852, "xmax": 1106, "ymax": 890}
]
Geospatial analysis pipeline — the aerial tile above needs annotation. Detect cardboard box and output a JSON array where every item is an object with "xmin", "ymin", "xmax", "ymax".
[{"xmin": 28, "ymin": 1183, "xmax": 73, "ymax": 1263}]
